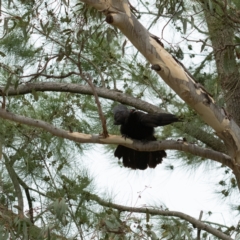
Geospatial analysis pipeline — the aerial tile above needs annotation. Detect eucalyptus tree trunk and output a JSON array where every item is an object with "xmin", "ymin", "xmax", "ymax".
[
  {"xmin": 203, "ymin": 2, "xmax": 240, "ymax": 192},
  {"xmin": 204, "ymin": 8, "xmax": 240, "ymax": 126}
]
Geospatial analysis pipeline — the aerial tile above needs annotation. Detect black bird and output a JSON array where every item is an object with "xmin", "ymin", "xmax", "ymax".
[{"xmin": 113, "ymin": 104, "xmax": 180, "ymax": 170}]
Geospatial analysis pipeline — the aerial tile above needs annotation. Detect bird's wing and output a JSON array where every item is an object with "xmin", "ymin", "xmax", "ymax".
[
  {"xmin": 138, "ymin": 112, "xmax": 179, "ymax": 127},
  {"xmin": 113, "ymin": 104, "xmax": 130, "ymax": 125}
]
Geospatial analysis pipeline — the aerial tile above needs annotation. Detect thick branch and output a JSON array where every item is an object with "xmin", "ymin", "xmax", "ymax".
[
  {"xmin": 0, "ymin": 82, "xmax": 226, "ymax": 153},
  {"xmin": 84, "ymin": 191, "xmax": 233, "ymax": 240},
  {"xmin": 0, "ymin": 82, "xmax": 167, "ymax": 113},
  {"xmin": 0, "ymin": 108, "xmax": 233, "ymax": 168}
]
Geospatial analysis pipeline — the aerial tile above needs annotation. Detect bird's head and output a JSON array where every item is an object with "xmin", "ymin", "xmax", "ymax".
[{"xmin": 113, "ymin": 104, "xmax": 130, "ymax": 125}]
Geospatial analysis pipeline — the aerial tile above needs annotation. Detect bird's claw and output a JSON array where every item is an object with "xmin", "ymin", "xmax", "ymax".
[{"xmin": 121, "ymin": 134, "xmax": 129, "ymax": 140}]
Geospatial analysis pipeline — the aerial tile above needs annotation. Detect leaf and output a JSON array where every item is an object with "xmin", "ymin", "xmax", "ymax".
[
  {"xmin": 32, "ymin": 89, "xmax": 39, "ymax": 101},
  {"xmin": 3, "ymin": 18, "xmax": 9, "ymax": 34},
  {"xmin": 53, "ymin": 198, "xmax": 68, "ymax": 221},
  {"xmin": 61, "ymin": 28, "xmax": 73, "ymax": 34},
  {"xmin": 208, "ymin": 0, "xmax": 213, "ymax": 14},
  {"xmin": 200, "ymin": 38, "xmax": 208, "ymax": 52},
  {"xmin": 235, "ymin": 36, "xmax": 240, "ymax": 43},
  {"xmin": 56, "ymin": 48, "xmax": 65, "ymax": 62},
  {"xmin": 106, "ymin": 28, "xmax": 115, "ymax": 43},
  {"xmin": 105, "ymin": 220, "xmax": 115, "ymax": 229},
  {"xmin": 122, "ymin": 39, "xmax": 127, "ymax": 57},
  {"xmin": 146, "ymin": 209, "xmax": 150, "ymax": 222},
  {"xmin": 182, "ymin": 18, "xmax": 187, "ymax": 34},
  {"xmin": 40, "ymin": 20, "xmax": 49, "ymax": 34},
  {"xmin": 62, "ymin": 0, "xmax": 69, "ymax": 6},
  {"xmin": 0, "ymin": 51, "xmax": 6, "ymax": 57},
  {"xmin": 190, "ymin": 16, "xmax": 194, "ymax": 29},
  {"xmin": 150, "ymin": 231, "xmax": 158, "ymax": 240},
  {"xmin": 14, "ymin": 79, "xmax": 19, "ymax": 90},
  {"xmin": 4, "ymin": 74, "xmax": 12, "ymax": 93},
  {"xmin": 192, "ymin": 5, "xmax": 196, "ymax": 13},
  {"xmin": 65, "ymin": 35, "xmax": 72, "ymax": 56},
  {"xmin": 22, "ymin": 221, "xmax": 28, "ymax": 240},
  {"xmin": 0, "ymin": 232, "xmax": 9, "ymax": 240},
  {"xmin": 9, "ymin": 230, "xmax": 16, "ymax": 240},
  {"xmin": 47, "ymin": 227, "xmax": 51, "ymax": 240},
  {"xmin": 173, "ymin": 10, "xmax": 183, "ymax": 21},
  {"xmin": 96, "ymin": 30, "xmax": 102, "ymax": 39},
  {"xmin": 65, "ymin": 44, "xmax": 72, "ymax": 57}
]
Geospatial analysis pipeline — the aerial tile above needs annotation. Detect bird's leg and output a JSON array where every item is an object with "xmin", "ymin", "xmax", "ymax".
[{"xmin": 121, "ymin": 134, "xmax": 130, "ymax": 140}]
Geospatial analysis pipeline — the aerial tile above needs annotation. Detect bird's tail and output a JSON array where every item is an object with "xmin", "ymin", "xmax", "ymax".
[{"xmin": 114, "ymin": 145, "xmax": 166, "ymax": 170}]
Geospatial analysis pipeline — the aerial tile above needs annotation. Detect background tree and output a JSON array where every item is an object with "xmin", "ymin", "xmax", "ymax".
[{"xmin": 0, "ymin": 0, "xmax": 239, "ymax": 239}]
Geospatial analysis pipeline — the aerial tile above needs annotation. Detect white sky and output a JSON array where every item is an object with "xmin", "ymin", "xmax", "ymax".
[{"xmin": 83, "ymin": 146, "xmax": 238, "ymax": 228}]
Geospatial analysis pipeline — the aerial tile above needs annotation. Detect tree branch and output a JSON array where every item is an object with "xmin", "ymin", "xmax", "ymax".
[
  {"xmin": 84, "ymin": 191, "xmax": 233, "ymax": 240},
  {"xmin": 0, "ymin": 82, "xmax": 227, "ymax": 153},
  {"xmin": 0, "ymin": 108, "xmax": 233, "ymax": 168}
]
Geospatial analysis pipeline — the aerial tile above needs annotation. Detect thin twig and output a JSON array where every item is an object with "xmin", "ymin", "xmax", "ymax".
[
  {"xmin": 161, "ymin": 1, "xmax": 183, "ymax": 40},
  {"xmin": 21, "ymin": 55, "xmax": 58, "ymax": 83},
  {"xmin": 0, "ymin": 89, "xmax": 5, "ymax": 108},
  {"xmin": 81, "ymin": 73, "xmax": 108, "ymax": 138},
  {"xmin": 17, "ymin": 176, "xmax": 34, "ymax": 223}
]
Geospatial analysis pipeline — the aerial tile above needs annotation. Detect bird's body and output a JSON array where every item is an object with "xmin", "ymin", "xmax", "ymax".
[{"xmin": 113, "ymin": 104, "xmax": 179, "ymax": 170}]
